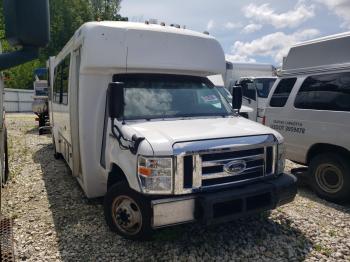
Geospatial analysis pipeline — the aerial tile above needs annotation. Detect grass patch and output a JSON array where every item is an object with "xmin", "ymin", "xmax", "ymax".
[
  {"xmin": 314, "ymin": 244, "xmax": 332, "ymax": 256},
  {"xmin": 328, "ymin": 230, "xmax": 336, "ymax": 237}
]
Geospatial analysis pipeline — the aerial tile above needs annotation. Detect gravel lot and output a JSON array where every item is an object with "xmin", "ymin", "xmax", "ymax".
[{"xmin": 1, "ymin": 113, "xmax": 350, "ymax": 261}]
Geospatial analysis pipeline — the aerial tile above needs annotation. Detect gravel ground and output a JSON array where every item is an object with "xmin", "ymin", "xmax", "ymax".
[{"xmin": 1, "ymin": 113, "xmax": 350, "ymax": 262}]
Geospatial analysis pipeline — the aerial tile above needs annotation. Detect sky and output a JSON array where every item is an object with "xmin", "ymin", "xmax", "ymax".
[{"xmin": 120, "ymin": 0, "xmax": 350, "ymax": 66}]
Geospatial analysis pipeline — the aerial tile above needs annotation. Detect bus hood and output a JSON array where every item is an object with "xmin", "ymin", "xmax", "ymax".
[{"xmin": 126, "ymin": 117, "xmax": 283, "ymax": 155}]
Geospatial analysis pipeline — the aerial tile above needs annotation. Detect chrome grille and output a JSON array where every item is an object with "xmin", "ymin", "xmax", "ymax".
[
  {"xmin": 201, "ymin": 147, "xmax": 272, "ymax": 188},
  {"xmin": 173, "ymin": 135, "xmax": 277, "ymax": 194}
]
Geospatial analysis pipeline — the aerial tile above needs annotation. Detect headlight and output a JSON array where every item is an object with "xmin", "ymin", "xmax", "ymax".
[
  {"xmin": 277, "ymin": 143, "xmax": 286, "ymax": 175},
  {"xmin": 138, "ymin": 156, "xmax": 173, "ymax": 193}
]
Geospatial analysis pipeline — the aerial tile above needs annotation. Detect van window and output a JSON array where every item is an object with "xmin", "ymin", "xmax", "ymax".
[
  {"xmin": 294, "ymin": 72, "xmax": 350, "ymax": 112},
  {"xmin": 240, "ymin": 79, "xmax": 256, "ymax": 100},
  {"xmin": 53, "ymin": 54, "xmax": 70, "ymax": 104},
  {"xmin": 255, "ymin": 78, "xmax": 276, "ymax": 98},
  {"xmin": 61, "ymin": 55, "xmax": 70, "ymax": 105},
  {"xmin": 270, "ymin": 78, "xmax": 297, "ymax": 107},
  {"xmin": 53, "ymin": 66, "xmax": 61, "ymax": 103}
]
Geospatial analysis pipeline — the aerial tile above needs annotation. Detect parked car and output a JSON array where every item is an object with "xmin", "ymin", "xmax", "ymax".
[
  {"xmin": 208, "ymin": 74, "xmax": 254, "ymax": 119},
  {"xmin": 264, "ymin": 32, "xmax": 350, "ymax": 202},
  {"xmin": 236, "ymin": 77, "xmax": 277, "ymax": 122},
  {"xmin": 49, "ymin": 21, "xmax": 297, "ymax": 240}
]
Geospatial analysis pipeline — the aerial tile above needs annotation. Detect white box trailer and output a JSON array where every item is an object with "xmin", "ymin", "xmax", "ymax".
[
  {"xmin": 265, "ymin": 32, "xmax": 350, "ymax": 202},
  {"xmin": 225, "ymin": 62, "xmax": 276, "ymax": 89},
  {"xmin": 49, "ymin": 21, "xmax": 296, "ymax": 239}
]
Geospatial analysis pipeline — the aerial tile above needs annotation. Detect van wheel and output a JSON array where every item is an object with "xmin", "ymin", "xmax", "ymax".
[
  {"xmin": 104, "ymin": 181, "xmax": 153, "ymax": 240},
  {"xmin": 309, "ymin": 153, "xmax": 350, "ymax": 202}
]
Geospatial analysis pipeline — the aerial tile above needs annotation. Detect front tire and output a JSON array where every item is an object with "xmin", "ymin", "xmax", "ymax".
[
  {"xmin": 104, "ymin": 181, "xmax": 153, "ymax": 240},
  {"xmin": 309, "ymin": 153, "xmax": 350, "ymax": 202}
]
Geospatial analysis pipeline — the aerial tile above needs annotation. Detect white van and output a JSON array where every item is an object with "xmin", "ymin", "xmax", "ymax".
[
  {"xmin": 236, "ymin": 77, "xmax": 277, "ymax": 122},
  {"xmin": 49, "ymin": 21, "xmax": 296, "ymax": 239},
  {"xmin": 265, "ymin": 32, "xmax": 350, "ymax": 202},
  {"xmin": 208, "ymin": 74, "xmax": 254, "ymax": 119}
]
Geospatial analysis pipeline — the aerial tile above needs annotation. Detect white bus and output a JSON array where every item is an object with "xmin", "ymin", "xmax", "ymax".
[{"xmin": 49, "ymin": 21, "xmax": 296, "ymax": 240}]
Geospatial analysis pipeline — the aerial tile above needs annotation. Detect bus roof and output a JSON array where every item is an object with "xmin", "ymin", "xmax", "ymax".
[{"xmin": 56, "ymin": 21, "xmax": 226, "ymax": 77}]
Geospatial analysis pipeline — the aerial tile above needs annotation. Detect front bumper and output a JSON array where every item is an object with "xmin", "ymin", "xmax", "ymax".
[{"xmin": 151, "ymin": 173, "xmax": 297, "ymax": 228}]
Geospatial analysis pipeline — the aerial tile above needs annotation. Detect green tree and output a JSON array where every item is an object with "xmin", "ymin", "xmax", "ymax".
[
  {"xmin": 90, "ymin": 0, "xmax": 127, "ymax": 21},
  {"xmin": 3, "ymin": 60, "xmax": 40, "ymax": 89}
]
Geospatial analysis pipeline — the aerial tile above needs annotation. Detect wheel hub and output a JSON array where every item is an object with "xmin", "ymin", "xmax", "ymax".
[
  {"xmin": 112, "ymin": 196, "xmax": 142, "ymax": 235},
  {"xmin": 116, "ymin": 208, "xmax": 131, "ymax": 226},
  {"xmin": 315, "ymin": 164, "xmax": 344, "ymax": 194}
]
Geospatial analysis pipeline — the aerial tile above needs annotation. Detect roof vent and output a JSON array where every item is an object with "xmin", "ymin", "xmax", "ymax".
[
  {"xmin": 203, "ymin": 31, "xmax": 210, "ymax": 35},
  {"xmin": 170, "ymin": 24, "xmax": 180, "ymax": 28}
]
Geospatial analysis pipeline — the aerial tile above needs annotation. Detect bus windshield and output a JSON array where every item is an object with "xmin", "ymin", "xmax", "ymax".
[{"xmin": 113, "ymin": 74, "xmax": 233, "ymax": 120}]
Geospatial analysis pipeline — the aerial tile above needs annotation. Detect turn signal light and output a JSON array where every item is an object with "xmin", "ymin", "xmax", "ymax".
[{"xmin": 138, "ymin": 166, "xmax": 152, "ymax": 177}]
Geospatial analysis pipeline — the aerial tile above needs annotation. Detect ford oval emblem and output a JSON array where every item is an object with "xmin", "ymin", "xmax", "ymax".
[{"xmin": 223, "ymin": 160, "xmax": 247, "ymax": 175}]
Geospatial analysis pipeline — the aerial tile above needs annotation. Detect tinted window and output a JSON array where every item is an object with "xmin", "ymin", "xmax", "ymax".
[
  {"xmin": 240, "ymin": 79, "xmax": 256, "ymax": 100},
  {"xmin": 270, "ymin": 78, "xmax": 297, "ymax": 107},
  {"xmin": 53, "ymin": 66, "xmax": 61, "ymax": 103},
  {"xmin": 255, "ymin": 78, "xmax": 276, "ymax": 98},
  {"xmin": 53, "ymin": 54, "xmax": 70, "ymax": 104},
  {"xmin": 61, "ymin": 56, "xmax": 70, "ymax": 105},
  {"xmin": 294, "ymin": 72, "xmax": 350, "ymax": 112}
]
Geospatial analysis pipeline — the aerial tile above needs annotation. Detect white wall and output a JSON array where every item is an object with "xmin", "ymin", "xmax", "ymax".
[{"xmin": 4, "ymin": 88, "xmax": 34, "ymax": 112}]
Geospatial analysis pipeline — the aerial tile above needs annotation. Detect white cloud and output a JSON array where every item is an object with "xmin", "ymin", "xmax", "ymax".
[
  {"xmin": 226, "ymin": 54, "xmax": 256, "ymax": 63},
  {"xmin": 314, "ymin": 0, "xmax": 350, "ymax": 28},
  {"xmin": 242, "ymin": 23, "xmax": 262, "ymax": 34},
  {"xmin": 229, "ymin": 29, "xmax": 320, "ymax": 64},
  {"xmin": 206, "ymin": 19, "xmax": 215, "ymax": 31},
  {"xmin": 243, "ymin": 2, "xmax": 315, "ymax": 29},
  {"xmin": 224, "ymin": 22, "xmax": 242, "ymax": 30}
]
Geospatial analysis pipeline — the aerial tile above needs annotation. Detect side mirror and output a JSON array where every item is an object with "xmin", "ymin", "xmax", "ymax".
[
  {"xmin": 0, "ymin": 0, "xmax": 50, "ymax": 70},
  {"xmin": 108, "ymin": 82, "xmax": 125, "ymax": 119},
  {"xmin": 4, "ymin": 0, "xmax": 50, "ymax": 47},
  {"xmin": 232, "ymin": 85, "xmax": 243, "ymax": 111}
]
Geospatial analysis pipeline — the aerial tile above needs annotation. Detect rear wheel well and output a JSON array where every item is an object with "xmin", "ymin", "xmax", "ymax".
[
  {"xmin": 307, "ymin": 144, "xmax": 350, "ymax": 164},
  {"xmin": 107, "ymin": 164, "xmax": 128, "ymax": 190}
]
